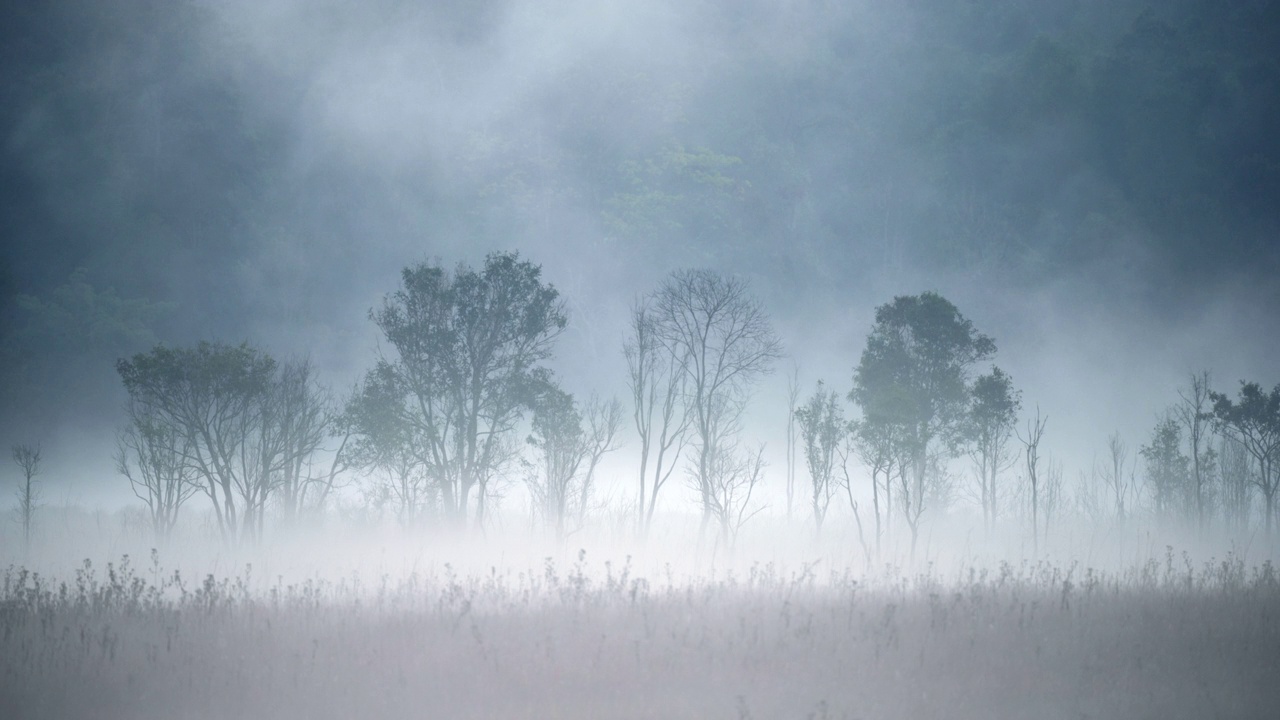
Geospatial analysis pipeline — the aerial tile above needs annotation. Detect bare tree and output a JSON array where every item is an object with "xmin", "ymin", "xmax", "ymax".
[
  {"xmin": 652, "ymin": 269, "xmax": 782, "ymax": 539},
  {"xmin": 701, "ymin": 437, "xmax": 767, "ymax": 549},
  {"xmin": 1073, "ymin": 466, "xmax": 1104, "ymax": 523},
  {"xmin": 1177, "ymin": 370, "xmax": 1213, "ymax": 529},
  {"xmin": 896, "ymin": 445, "xmax": 952, "ymax": 556},
  {"xmin": 1099, "ymin": 431, "xmax": 1133, "ymax": 523},
  {"xmin": 1218, "ymin": 434, "xmax": 1253, "ymax": 532},
  {"xmin": 836, "ymin": 423, "xmax": 872, "ymax": 565},
  {"xmin": 272, "ymin": 358, "xmax": 347, "ymax": 525},
  {"xmin": 795, "ymin": 381, "xmax": 843, "ymax": 535},
  {"xmin": 1042, "ymin": 454, "xmax": 1064, "ymax": 541},
  {"xmin": 851, "ymin": 419, "xmax": 898, "ymax": 556},
  {"xmin": 575, "ymin": 394, "xmax": 624, "ymax": 529},
  {"xmin": 624, "ymin": 299, "xmax": 691, "ymax": 537},
  {"xmin": 1017, "ymin": 408, "xmax": 1047, "ymax": 553},
  {"xmin": 12, "ymin": 443, "xmax": 42, "ymax": 552},
  {"xmin": 115, "ymin": 400, "xmax": 198, "ymax": 541},
  {"xmin": 785, "ymin": 363, "xmax": 800, "ymax": 521}
]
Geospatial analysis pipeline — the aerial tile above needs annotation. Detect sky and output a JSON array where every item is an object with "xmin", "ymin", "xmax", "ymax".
[{"xmin": 2, "ymin": 0, "xmax": 1278, "ymax": 513}]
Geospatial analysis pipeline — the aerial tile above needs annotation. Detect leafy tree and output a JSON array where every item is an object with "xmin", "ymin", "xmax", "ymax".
[
  {"xmin": 795, "ymin": 381, "xmax": 843, "ymax": 535},
  {"xmin": 1140, "ymin": 414, "xmax": 1191, "ymax": 520},
  {"xmin": 852, "ymin": 292, "xmax": 996, "ymax": 556},
  {"xmin": 117, "ymin": 342, "xmax": 330, "ymax": 541},
  {"xmin": 526, "ymin": 386, "xmax": 622, "ymax": 539},
  {"xmin": 1211, "ymin": 382, "xmax": 1280, "ymax": 534},
  {"xmin": 652, "ymin": 269, "xmax": 782, "ymax": 539},
  {"xmin": 371, "ymin": 252, "xmax": 567, "ymax": 526},
  {"xmin": 118, "ymin": 342, "xmax": 275, "ymax": 541},
  {"xmin": 343, "ymin": 362, "xmax": 431, "ymax": 525},
  {"xmin": 966, "ymin": 367, "xmax": 1021, "ymax": 531}
]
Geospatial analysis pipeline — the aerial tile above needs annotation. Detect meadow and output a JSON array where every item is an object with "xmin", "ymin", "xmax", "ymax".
[{"xmin": 3, "ymin": 532, "xmax": 1279, "ymax": 720}]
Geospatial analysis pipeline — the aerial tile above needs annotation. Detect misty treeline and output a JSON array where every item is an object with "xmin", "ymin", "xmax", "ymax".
[
  {"xmin": 96, "ymin": 252, "xmax": 1280, "ymax": 553},
  {"xmin": 4, "ymin": 0, "xmax": 1279, "ymax": 433}
]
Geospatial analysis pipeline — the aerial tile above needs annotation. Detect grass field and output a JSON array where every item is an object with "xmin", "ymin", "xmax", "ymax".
[{"xmin": 3, "ymin": 545, "xmax": 1279, "ymax": 720}]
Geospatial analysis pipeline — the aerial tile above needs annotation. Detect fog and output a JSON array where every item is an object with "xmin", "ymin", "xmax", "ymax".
[{"xmin": 3, "ymin": 2, "xmax": 1280, "ymax": 714}]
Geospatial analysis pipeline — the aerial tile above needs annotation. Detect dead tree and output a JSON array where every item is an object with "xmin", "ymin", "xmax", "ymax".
[
  {"xmin": 116, "ymin": 399, "xmax": 198, "ymax": 541},
  {"xmin": 1099, "ymin": 431, "xmax": 1133, "ymax": 524},
  {"xmin": 1017, "ymin": 408, "xmax": 1047, "ymax": 553},
  {"xmin": 652, "ymin": 269, "xmax": 782, "ymax": 540},
  {"xmin": 785, "ymin": 364, "xmax": 800, "ymax": 521},
  {"xmin": 12, "ymin": 444, "xmax": 41, "ymax": 552},
  {"xmin": 1176, "ymin": 370, "xmax": 1213, "ymax": 530},
  {"xmin": 624, "ymin": 299, "xmax": 691, "ymax": 537}
]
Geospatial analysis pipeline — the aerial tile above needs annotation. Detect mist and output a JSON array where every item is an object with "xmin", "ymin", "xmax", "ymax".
[{"xmin": 3, "ymin": 1, "xmax": 1280, "ymax": 717}]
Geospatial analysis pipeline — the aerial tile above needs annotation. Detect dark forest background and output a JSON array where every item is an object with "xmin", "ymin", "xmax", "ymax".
[{"xmin": 3, "ymin": 0, "xmax": 1278, "ymax": 443}]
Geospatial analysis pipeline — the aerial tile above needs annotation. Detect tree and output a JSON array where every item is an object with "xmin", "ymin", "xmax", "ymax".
[
  {"xmin": 1176, "ymin": 370, "xmax": 1214, "ymax": 529},
  {"xmin": 651, "ymin": 269, "xmax": 782, "ymax": 539},
  {"xmin": 371, "ymin": 252, "xmax": 567, "ymax": 526},
  {"xmin": 12, "ymin": 443, "xmax": 41, "ymax": 552},
  {"xmin": 624, "ymin": 298, "xmax": 690, "ymax": 537},
  {"xmin": 850, "ymin": 418, "xmax": 898, "ymax": 558},
  {"xmin": 118, "ymin": 342, "xmax": 276, "ymax": 542},
  {"xmin": 1098, "ymin": 431, "xmax": 1133, "ymax": 523},
  {"xmin": 271, "ymin": 358, "xmax": 347, "ymax": 524},
  {"xmin": 1042, "ymin": 454, "xmax": 1064, "ymax": 541},
  {"xmin": 851, "ymin": 292, "xmax": 996, "ymax": 556},
  {"xmin": 115, "ymin": 399, "xmax": 198, "ymax": 541},
  {"xmin": 785, "ymin": 364, "xmax": 801, "ymax": 521},
  {"xmin": 966, "ymin": 367, "xmax": 1021, "ymax": 531},
  {"xmin": 836, "ymin": 420, "xmax": 872, "ymax": 564},
  {"xmin": 1218, "ymin": 434, "xmax": 1253, "ymax": 532},
  {"xmin": 1017, "ymin": 408, "xmax": 1047, "ymax": 553},
  {"xmin": 526, "ymin": 388, "xmax": 622, "ymax": 539},
  {"xmin": 1140, "ymin": 414, "xmax": 1191, "ymax": 520},
  {"xmin": 701, "ymin": 439, "xmax": 767, "ymax": 549},
  {"xmin": 1211, "ymin": 382, "xmax": 1280, "ymax": 534},
  {"xmin": 343, "ymin": 361, "xmax": 432, "ymax": 525},
  {"xmin": 118, "ymin": 343, "xmax": 333, "ymax": 542},
  {"xmin": 795, "ymin": 381, "xmax": 843, "ymax": 535}
]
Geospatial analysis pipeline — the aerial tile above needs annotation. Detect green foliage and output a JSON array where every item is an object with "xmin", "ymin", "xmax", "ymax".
[
  {"xmin": 1140, "ymin": 416, "xmax": 1192, "ymax": 518},
  {"xmin": 853, "ymin": 292, "xmax": 997, "ymax": 449},
  {"xmin": 794, "ymin": 381, "xmax": 845, "ymax": 530},
  {"xmin": 969, "ymin": 367, "xmax": 1021, "ymax": 440},
  {"xmin": 4, "ymin": 268, "xmax": 171, "ymax": 413},
  {"xmin": 1210, "ymin": 382, "xmax": 1280, "ymax": 531},
  {"xmin": 370, "ymin": 251, "xmax": 568, "ymax": 522},
  {"xmin": 603, "ymin": 145, "xmax": 748, "ymax": 249}
]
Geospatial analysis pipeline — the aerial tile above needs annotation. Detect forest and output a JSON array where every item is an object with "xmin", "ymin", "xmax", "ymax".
[{"xmin": 3, "ymin": 1, "xmax": 1280, "ymax": 718}]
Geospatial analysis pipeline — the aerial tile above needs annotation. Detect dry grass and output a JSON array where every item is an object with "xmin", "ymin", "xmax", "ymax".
[{"xmin": 2, "ymin": 548, "xmax": 1279, "ymax": 719}]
